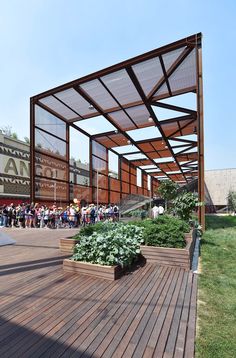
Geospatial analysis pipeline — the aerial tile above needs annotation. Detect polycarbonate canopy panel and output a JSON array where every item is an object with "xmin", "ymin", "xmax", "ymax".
[
  {"xmin": 54, "ymin": 88, "xmax": 98, "ymax": 117},
  {"xmin": 31, "ymin": 33, "xmax": 202, "ymax": 184}
]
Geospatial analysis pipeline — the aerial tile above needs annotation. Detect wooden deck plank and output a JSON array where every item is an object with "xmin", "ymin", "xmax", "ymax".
[
  {"xmin": 0, "ymin": 275, "xmax": 96, "ymax": 353},
  {"xmin": 2, "ymin": 279, "xmax": 110, "ymax": 358},
  {"xmin": 184, "ymin": 274, "xmax": 198, "ymax": 358},
  {"xmin": 163, "ymin": 272, "xmax": 189, "ymax": 358},
  {"xmin": 74, "ymin": 265, "xmax": 164, "ymax": 358},
  {"xmin": 174, "ymin": 273, "xmax": 193, "ymax": 358},
  {"xmin": 45, "ymin": 264, "xmax": 154, "ymax": 358},
  {"xmin": 111, "ymin": 268, "xmax": 178, "ymax": 358},
  {"xmin": 93, "ymin": 266, "xmax": 167, "ymax": 358},
  {"xmin": 0, "ymin": 228, "xmax": 197, "ymax": 358},
  {"xmin": 102, "ymin": 266, "xmax": 171, "ymax": 358}
]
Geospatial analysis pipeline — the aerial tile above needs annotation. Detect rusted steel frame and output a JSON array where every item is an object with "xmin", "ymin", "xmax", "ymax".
[
  {"xmin": 34, "ymin": 125, "xmax": 68, "ymax": 143},
  {"xmin": 196, "ymin": 43, "xmax": 205, "ymax": 229},
  {"xmin": 32, "ymin": 33, "xmax": 201, "ymax": 101},
  {"xmin": 148, "ymin": 46, "xmax": 194, "ymax": 99},
  {"xmin": 170, "ymin": 137, "xmax": 197, "ymax": 145},
  {"xmin": 30, "ymin": 99, "xmax": 35, "ymax": 203},
  {"xmin": 67, "ymin": 100, "xmax": 146, "ymax": 123},
  {"xmin": 152, "ymin": 85, "xmax": 196, "ymax": 102},
  {"xmin": 35, "ymin": 101, "xmax": 92, "ymax": 139},
  {"xmin": 52, "ymin": 94, "xmax": 84, "ymax": 119},
  {"xmin": 151, "ymin": 101, "xmax": 196, "ymax": 115},
  {"xmin": 126, "ymin": 66, "xmax": 186, "ymax": 182},
  {"xmin": 159, "ymin": 55, "xmax": 172, "ymax": 96},
  {"xmin": 73, "ymin": 85, "xmax": 168, "ymax": 178},
  {"xmin": 167, "ymin": 118, "xmax": 196, "ymax": 138},
  {"xmin": 174, "ymin": 143, "xmax": 197, "ymax": 156},
  {"xmin": 98, "ymin": 78, "xmax": 139, "ymax": 129}
]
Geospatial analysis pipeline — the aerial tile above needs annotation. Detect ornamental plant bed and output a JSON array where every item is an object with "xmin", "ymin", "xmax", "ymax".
[
  {"xmin": 59, "ymin": 237, "xmax": 78, "ymax": 254},
  {"xmin": 64, "ymin": 223, "xmax": 144, "ymax": 280},
  {"xmin": 63, "ymin": 259, "xmax": 123, "ymax": 280},
  {"xmin": 141, "ymin": 229, "xmax": 196, "ymax": 270}
]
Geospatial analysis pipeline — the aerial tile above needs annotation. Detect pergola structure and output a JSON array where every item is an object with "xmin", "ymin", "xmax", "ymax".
[{"xmin": 30, "ymin": 33, "xmax": 204, "ymax": 228}]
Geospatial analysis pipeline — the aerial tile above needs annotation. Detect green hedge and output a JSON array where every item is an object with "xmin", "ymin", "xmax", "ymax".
[
  {"xmin": 72, "ymin": 215, "xmax": 190, "ymax": 249},
  {"xmin": 128, "ymin": 215, "xmax": 190, "ymax": 248}
]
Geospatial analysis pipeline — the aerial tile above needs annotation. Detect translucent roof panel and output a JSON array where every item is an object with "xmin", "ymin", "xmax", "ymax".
[
  {"xmin": 124, "ymin": 153, "xmax": 147, "ymax": 161},
  {"xmin": 101, "ymin": 69, "xmax": 141, "ymax": 106},
  {"xmin": 154, "ymin": 82, "xmax": 169, "ymax": 99},
  {"xmin": 168, "ymin": 49, "xmax": 197, "ymax": 93},
  {"xmin": 96, "ymin": 133, "xmax": 128, "ymax": 148},
  {"xmin": 108, "ymin": 109, "xmax": 136, "ymax": 131},
  {"xmin": 145, "ymin": 168, "xmax": 162, "ymax": 173},
  {"xmin": 132, "ymin": 57, "xmax": 163, "ymax": 95},
  {"xmin": 114, "ymin": 144, "xmax": 139, "ymax": 154},
  {"xmin": 162, "ymin": 47, "xmax": 186, "ymax": 71},
  {"xmin": 161, "ymin": 121, "xmax": 180, "ymax": 137},
  {"xmin": 39, "ymin": 96, "xmax": 80, "ymax": 121},
  {"xmin": 126, "ymin": 105, "xmax": 153, "ymax": 128},
  {"xmin": 75, "ymin": 116, "xmax": 116, "ymax": 135},
  {"xmin": 139, "ymin": 165, "xmax": 158, "ymax": 170},
  {"xmin": 154, "ymin": 157, "xmax": 173, "ymax": 163},
  {"xmin": 128, "ymin": 126, "xmax": 161, "ymax": 141},
  {"xmin": 80, "ymin": 79, "xmax": 118, "ymax": 110},
  {"xmin": 54, "ymin": 88, "xmax": 98, "ymax": 117}
]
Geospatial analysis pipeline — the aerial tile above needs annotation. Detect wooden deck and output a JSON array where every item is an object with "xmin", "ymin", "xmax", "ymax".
[{"xmin": 0, "ymin": 228, "xmax": 197, "ymax": 358}]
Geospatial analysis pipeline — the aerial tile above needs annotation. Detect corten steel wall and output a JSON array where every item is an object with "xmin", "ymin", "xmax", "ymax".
[{"xmin": 30, "ymin": 104, "xmax": 155, "ymax": 205}]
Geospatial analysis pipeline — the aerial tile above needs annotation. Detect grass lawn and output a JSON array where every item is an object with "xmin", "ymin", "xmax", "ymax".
[{"xmin": 196, "ymin": 215, "xmax": 236, "ymax": 358}]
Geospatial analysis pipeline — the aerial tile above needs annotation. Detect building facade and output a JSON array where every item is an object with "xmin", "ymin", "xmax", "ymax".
[{"xmin": 0, "ymin": 132, "xmax": 90, "ymax": 205}]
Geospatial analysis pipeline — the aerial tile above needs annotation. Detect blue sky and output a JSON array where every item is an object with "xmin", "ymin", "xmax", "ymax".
[{"xmin": 0, "ymin": 0, "xmax": 235, "ymax": 170}]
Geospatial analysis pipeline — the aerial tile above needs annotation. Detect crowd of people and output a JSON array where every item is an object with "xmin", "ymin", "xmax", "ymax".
[{"xmin": 0, "ymin": 202, "xmax": 120, "ymax": 229}]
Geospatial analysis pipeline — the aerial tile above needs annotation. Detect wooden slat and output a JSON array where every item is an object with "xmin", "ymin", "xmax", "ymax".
[{"xmin": 0, "ymin": 228, "xmax": 197, "ymax": 358}]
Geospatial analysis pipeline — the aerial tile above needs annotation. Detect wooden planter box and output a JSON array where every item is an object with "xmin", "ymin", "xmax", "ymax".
[
  {"xmin": 59, "ymin": 237, "xmax": 78, "ymax": 254},
  {"xmin": 63, "ymin": 259, "xmax": 122, "ymax": 280},
  {"xmin": 141, "ymin": 229, "xmax": 196, "ymax": 270}
]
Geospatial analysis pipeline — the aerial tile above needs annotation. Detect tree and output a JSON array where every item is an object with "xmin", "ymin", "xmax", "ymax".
[
  {"xmin": 0, "ymin": 125, "xmax": 13, "ymax": 137},
  {"xmin": 172, "ymin": 191, "xmax": 198, "ymax": 221},
  {"xmin": 24, "ymin": 136, "xmax": 30, "ymax": 144},
  {"xmin": 227, "ymin": 190, "xmax": 236, "ymax": 213},
  {"xmin": 156, "ymin": 180, "xmax": 178, "ymax": 210},
  {"xmin": 11, "ymin": 132, "xmax": 18, "ymax": 140},
  {"xmin": 0, "ymin": 126, "xmax": 19, "ymax": 140}
]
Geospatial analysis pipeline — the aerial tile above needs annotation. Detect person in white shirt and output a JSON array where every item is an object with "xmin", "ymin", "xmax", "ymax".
[
  {"xmin": 158, "ymin": 205, "xmax": 164, "ymax": 215},
  {"xmin": 152, "ymin": 205, "xmax": 159, "ymax": 219}
]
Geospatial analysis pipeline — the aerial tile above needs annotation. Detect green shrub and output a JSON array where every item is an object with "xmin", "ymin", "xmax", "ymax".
[
  {"xmin": 172, "ymin": 191, "xmax": 198, "ymax": 221},
  {"xmin": 128, "ymin": 215, "xmax": 190, "ymax": 248},
  {"xmin": 72, "ymin": 224, "xmax": 143, "ymax": 267},
  {"xmin": 73, "ymin": 221, "xmax": 120, "ymax": 240}
]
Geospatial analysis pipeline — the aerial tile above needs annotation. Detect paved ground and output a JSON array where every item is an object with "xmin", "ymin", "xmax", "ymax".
[{"xmin": 0, "ymin": 228, "xmax": 197, "ymax": 357}]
